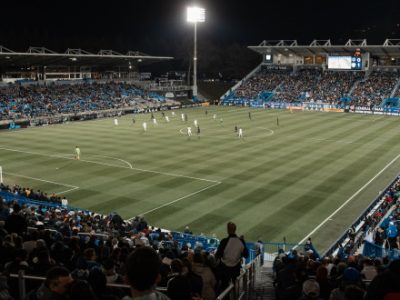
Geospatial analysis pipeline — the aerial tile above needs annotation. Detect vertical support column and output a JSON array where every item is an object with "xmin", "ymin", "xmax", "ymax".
[{"xmin": 193, "ymin": 22, "xmax": 198, "ymax": 98}]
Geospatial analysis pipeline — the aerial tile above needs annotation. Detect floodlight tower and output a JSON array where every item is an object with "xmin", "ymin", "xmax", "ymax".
[{"xmin": 187, "ymin": 6, "xmax": 205, "ymax": 99}]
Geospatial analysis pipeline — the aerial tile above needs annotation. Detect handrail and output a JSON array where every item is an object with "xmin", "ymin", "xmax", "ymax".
[
  {"xmin": 216, "ymin": 283, "xmax": 234, "ymax": 300},
  {"xmin": 323, "ymin": 174, "xmax": 400, "ymax": 257},
  {"xmin": 10, "ymin": 254, "xmax": 261, "ymax": 300}
]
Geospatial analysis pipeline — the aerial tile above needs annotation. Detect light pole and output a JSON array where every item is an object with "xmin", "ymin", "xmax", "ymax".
[{"xmin": 187, "ymin": 6, "xmax": 205, "ymax": 99}]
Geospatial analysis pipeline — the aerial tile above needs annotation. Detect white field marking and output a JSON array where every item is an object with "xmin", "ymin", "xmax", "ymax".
[
  {"xmin": 308, "ymin": 137, "xmax": 356, "ymax": 144},
  {"xmin": 0, "ymin": 146, "xmax": 219, "ymax": 184},
  {"xmin": 94, "ymin": 155, "xmax": 133, "ymax": 169},
  {"xmin": 4, "ymin": 171, "xmax": 79, "ymax": 195},
  {"xmin": 128, "ymin": 181, "xmax": 222, "ymax": 220},
  {"xmin": 256, "ymin": 127, "xmax": 275, "ymax": 136},
  {"xmin": 295, "ymin": 152, "xmax": 400, "ymax": 248}
]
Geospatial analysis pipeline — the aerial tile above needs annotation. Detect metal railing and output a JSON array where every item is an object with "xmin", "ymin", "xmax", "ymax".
[
  {"xmin": 217, "ymin": 254, "xmax": 261, "ymax": 300},
  {"xmin": 324, "ymin": 174, "xmax": 400, "ymax": 258},
  {"xmin": 11, "ymin": 255, "xmax": 261, "ymax": 300}
]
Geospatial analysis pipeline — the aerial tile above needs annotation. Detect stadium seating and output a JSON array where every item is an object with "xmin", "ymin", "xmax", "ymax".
[
  {"xmin": 350, "ymin": 71, "xmax": 399, "ymax": 107},
  {"xmin": 222, "ymin": 66, "xmax": 371, "ymax": 105},
  {"xmin": 272, "ymin": 68, "xmax": 321, "ymax": 102},
  {"xmin": 0, "ymin": 182, "xmax": 226, "ymax": 299},
  {"xmin": 0, "ymin": 82, "xmax": 175, "ymax": 121}
]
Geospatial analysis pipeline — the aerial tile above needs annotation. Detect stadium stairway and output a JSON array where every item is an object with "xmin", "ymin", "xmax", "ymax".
[
  {"xmin": 250, "ymin": 261, "xmax": 276, "ymax": 300},
  {"xmin": 390, "ymin": 77, "xmax": 400, "ymax": 98}
]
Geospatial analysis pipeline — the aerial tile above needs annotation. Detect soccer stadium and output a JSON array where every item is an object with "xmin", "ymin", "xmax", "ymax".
[{"xmin": 1, "ymin": 2, "xmax": 400, "ymax": 300}]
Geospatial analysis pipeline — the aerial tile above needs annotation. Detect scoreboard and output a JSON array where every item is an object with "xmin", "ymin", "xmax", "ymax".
[{"xmin": 328, "ymin": 50, "xmax": 362, "ymax": 70}]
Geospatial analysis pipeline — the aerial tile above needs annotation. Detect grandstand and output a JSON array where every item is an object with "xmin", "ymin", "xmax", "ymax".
[
  {"xmin": 222, "ymin": 39, "xmax": 400, "ymax": 111},
  {"xmin": 1, "ymin": 39, "xmax": 400, "ymax": 300}
]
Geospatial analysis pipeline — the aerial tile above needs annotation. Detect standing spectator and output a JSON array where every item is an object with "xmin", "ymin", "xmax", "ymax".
[
  {"xmin": 215, "ymin": 222, "xmax": 248, "ymax": 291},
  {"xmin": 123, "ymin": 247, "xmax": 170, "ymax": 300},
  {"xmin": 5, "ymin": 203, "xmax": 27, "ymax": 236},
  {"xmin": 0, "ymin": 197, "xmax": 9, "ymax": 222}
]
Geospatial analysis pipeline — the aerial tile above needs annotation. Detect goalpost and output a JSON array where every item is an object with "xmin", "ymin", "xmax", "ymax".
[{"xmin": 0, "ymin": 166, "xmax": 2, "ymax": 183}]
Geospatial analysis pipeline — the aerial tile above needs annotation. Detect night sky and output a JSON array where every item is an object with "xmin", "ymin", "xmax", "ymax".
[{"xmin": 1, "ymin": 0, "xmax": 400, "ymax": 76}]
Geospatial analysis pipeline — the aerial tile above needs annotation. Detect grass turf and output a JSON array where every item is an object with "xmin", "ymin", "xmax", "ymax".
[{"xmin": 1, "ymin": 106, "xmax": 400, "ymax": 253}]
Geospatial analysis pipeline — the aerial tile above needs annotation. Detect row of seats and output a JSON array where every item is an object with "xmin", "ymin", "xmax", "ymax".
[
  {"xmin": 223, "ymin": 66, "xmax": 400, "ymax": 107},
  {"xmin": 0, "ymin": 82, "xmax": 172, "ymax": 121}
]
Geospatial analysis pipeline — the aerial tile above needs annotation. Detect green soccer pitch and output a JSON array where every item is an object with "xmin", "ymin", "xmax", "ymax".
[{"xmin": 1, "ymin": 106, "xmax": 400, "ymax": 253}]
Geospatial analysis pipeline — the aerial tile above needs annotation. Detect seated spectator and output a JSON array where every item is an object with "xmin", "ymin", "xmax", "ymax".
[
  {"xmin": 343, "ymin": 285, "xmax": 365, "ymax": 300},
  {"xmin": 34, "ymin": 266, "xmax": 73, "ymax": 300},
  {"xmin": 102, "ymin": 258, "xmax": 123, "ymax": 284},
  {"xmin": 87, "ymin": 267, "xmax": 120, "ymax": 300},
  {"xmin": 315, "ymin": 266, "xmax": 332, "ymax": 300},
  {"xmin": 182, "ymin": 258, "xmax": 203, "ymax": 298},
  {"xmin": 69, "ymin": 280, "xmax": 97, "ymax": 300},
  {"xmin": 329, "ymin": 267, "xmax": 364, "ymax": 300},
  {"xmin": 0, "ymin": 265, "xmax": 13, "ymax": 300},
  {"xmin": 297, "ymin": 279, "xmax": 320, "ymax": 300},
  {"xmin": 123, "ymin": 247, "xmax": 170, "ymax": 300},
  {"xmin": 192, "ymin": 252, "xmax": 217, "ymax": 300},
  {"xmin": 365, "ymin": 259, "xmax": 400, "ymax": 300},
  {"xmin": 360, "ymin": 258, "xmax": 377, "ymax": 281},
  {"xmin": 167, "ymin": 259, "xmax": 192, "ymax": 300}
]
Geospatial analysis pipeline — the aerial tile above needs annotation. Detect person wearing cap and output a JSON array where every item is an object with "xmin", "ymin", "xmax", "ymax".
[
  {"xmin": 215, "ymin": 222, "xmax": 248, "ymax": 292},
  {"xmin": 298, "ymin": 279, "xmax": 320, "ymax": 300}
]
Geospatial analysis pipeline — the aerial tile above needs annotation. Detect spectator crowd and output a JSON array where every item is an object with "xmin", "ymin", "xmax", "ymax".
[
  {"xmin": 0, "ymin": 182, "xmax": 251, "ymax": 300},
  {"xmin": 0, "ymin": 82, "xmax": 176, "ymax": 121},
  {"xmin": 351, "ymin": 71, "xmax": 399, "ymax": 107},
  {"xmin": 224, "ymin": 67, "xmax": 400, "ymax": 107}
]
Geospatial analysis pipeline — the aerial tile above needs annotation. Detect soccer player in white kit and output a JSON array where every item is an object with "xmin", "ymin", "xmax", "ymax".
[
  {"xmin": 181, "ymin": 113, "xmax": 185, "ymax": 121},
  {"xmin": 187, "ymin": 127, "xmax": 192, "ymax": 137},
  {"xmin": 213, "ymin": 114, "xmax": 217, "ymax": 120},
  {"xmin": 238, "ymin": 128, "xmax": 243, "ymax": 138},
  {"xmin": 165, "ymin": 116, "xmax": 170, "ymax": 122},
  {"xmin": 75, "ymin": 146, "xmax": 81, "ymax": 160},
  {"xmin": 172, "ymin": 111, "xmax": 176, "ymax": 116},
  {"xmin": 153, "ymin": 118, "xmax": 158, "ymax": 125},
  {"xmin": 142, "ymin": 122, "xmax": 147, "ymax": 131},
  {"xmin": 114, "ymin": 118, "xmax": 119, "ymax": 126},
  {"xmin": 194, "ymin": 119, "xmax": 198, "ymax": 127}
]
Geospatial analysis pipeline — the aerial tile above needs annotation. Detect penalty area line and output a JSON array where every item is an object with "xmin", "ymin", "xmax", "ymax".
[
  {"xmin": 127, "ymin": 181, "xmax": 222, "ymax": 221},
  {"xmin": 296, "ymin": 152, "xmax": 400, "ymax": 248}
]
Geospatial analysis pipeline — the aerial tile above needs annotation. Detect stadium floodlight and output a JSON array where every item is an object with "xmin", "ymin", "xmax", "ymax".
[
  {"xmin": 187, "ymin": 7, "xmax": 205, "ymax": 23},
  {"xmin": 187, "ymin": 6, "xmax": 205, "ymax": 99}
]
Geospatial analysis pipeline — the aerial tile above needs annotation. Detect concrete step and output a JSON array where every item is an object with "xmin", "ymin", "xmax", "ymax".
[{"xmin": 250, "ymin": 261, "xmax": 276, "ymax": 300}]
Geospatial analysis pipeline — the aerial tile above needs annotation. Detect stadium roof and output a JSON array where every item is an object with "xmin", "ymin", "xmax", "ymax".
[
  {"xmin": 249, "ymin": 39, "xmax": 400, "ymax": 57},
  {"xmin": 0, "ymin": 46, "xmax": 173, "ymax": 70}
]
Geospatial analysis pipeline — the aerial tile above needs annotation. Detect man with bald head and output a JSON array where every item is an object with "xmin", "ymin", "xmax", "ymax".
[{"xmin": 216, "ymin": 222, "xmax": 249, "ymax": 291}]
